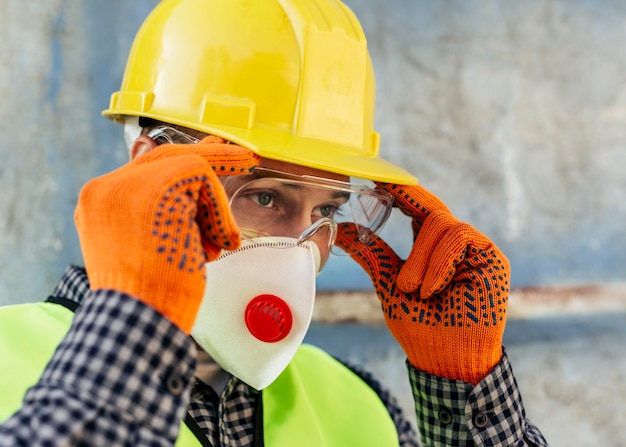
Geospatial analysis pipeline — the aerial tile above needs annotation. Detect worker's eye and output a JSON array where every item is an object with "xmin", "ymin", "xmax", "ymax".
[{"xmin": 253, "ymin": 192, "xmax": 274, "ymax": 208}]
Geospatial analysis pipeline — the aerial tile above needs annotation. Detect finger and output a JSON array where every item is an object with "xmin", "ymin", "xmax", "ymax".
[
  {"xmin": 195, "ymin": 169, "xmax": 241, "ymax": 262},
  {"xmin": 135, "ymin": 154, "xmax": 239, "ymax": 265},
  {"xmin": 419, "ymin": 221, "xmax": 474, "ymax": 298},
  {"xmin": 142, "ymin": 157, "xmax": 232, "ymax": 271},
  {"xmin": 376, "ymin": 183, "xmax": 451, "ymax": 226},
  {"xmin": 334, "ymin": 222, "xmax": 403, "ymax": 293},
  {"xmin": 398, "ymin": 210, "xmax": 455, "ymax": 294},
  {"xmin": 134, "ymin": 138, "xmax": 260, "ymax": 177},
  {"xmin": 133, "ymin": 140, "xmax": 255, "ymax": 261}
]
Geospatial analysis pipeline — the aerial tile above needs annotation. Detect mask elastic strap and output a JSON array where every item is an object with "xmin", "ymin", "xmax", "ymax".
[{"xmin": 124, "ymin": 116, "xmax": 142, "ymax": 154}]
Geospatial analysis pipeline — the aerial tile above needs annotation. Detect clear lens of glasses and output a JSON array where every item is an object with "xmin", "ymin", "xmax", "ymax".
[
  {"xmin": 144, "ymin": 126, "xmax": 394, "ymax": 256},
  {"xmin": 224, "ymin": 168, "xmax": 394, "ymax": 255},
  {"xmin": 146, "ymin": 125, "xmax": 200, "ymax": 145}
]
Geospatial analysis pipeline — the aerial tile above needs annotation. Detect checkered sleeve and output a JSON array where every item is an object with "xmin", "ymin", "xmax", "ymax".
[
  {"xmin": 0, "ymin": 290, "xmax": 196, "ymax": 447},
  {"xmin": 408, "ymin": 349, "xmax": 549, "ymax": 447}
]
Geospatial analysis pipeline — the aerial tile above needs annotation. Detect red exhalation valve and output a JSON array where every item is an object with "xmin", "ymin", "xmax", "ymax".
[{"xmin": 245, "ymin": 294, "xmax": 293, "ymax": 343}]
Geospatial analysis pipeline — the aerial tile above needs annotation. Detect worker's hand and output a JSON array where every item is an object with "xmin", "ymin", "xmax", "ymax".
[
  {"xmin": 335, "ymin": 183, "xmax": 510, "ymax": 385},
  {"xmin": 74, "ymin": 136, "xmax": 260, "ymax": 333}
]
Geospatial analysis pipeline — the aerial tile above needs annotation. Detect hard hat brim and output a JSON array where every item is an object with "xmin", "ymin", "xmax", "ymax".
[{"xmin": 103, "ymin": 109, "xmax": 418, "ymax": 185}]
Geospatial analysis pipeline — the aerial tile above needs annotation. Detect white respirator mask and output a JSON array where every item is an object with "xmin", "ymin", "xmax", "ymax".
[{"xmin": 191, "ymin": 237, "xmax": 320, "ymax": 390}]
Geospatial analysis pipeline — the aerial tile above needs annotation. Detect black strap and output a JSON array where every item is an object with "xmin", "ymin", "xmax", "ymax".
[
  {"xmin": 45, "ymin": 296, "xmax": 80, "ymax": 313},
  {"xmin": 253, "ymin": 391, "xmax": 265, "ymax": 447},
  {"xmin": 184, "ymin": 413, "xmax": 213, "ymax": 447}
]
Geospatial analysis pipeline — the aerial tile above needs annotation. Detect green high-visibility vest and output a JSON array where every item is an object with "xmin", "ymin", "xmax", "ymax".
[{"xmin": 0, "ymin": 301, "xmax": 399, "ymax": 446}]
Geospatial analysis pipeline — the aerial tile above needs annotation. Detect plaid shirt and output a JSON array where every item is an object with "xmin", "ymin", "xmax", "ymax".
[{"xmin": 0, "ymin": 266, "xmax": 547, "ymax": 446}]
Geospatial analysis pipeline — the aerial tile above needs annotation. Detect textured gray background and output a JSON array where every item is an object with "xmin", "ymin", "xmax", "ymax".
[{"xmin": 2, "ymin": 0, "xmax": 625, "ymax": 301}]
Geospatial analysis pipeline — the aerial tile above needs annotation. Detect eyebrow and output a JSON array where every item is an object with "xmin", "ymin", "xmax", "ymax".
[{"xmin": 334, "ymin": 191, "xmax": 351, "ymax": 201}]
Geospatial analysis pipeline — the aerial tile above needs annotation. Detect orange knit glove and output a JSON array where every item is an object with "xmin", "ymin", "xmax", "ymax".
[
  {"xmin": 335, "ymin": 183, "xmax": 510, "ymax": 385},
  {"xmin": 74, "ymin": 136, "xmax": 259, "ymax": 333}
]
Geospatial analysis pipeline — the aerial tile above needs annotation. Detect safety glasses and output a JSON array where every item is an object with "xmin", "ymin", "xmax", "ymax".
[
  {"xmin": 222, "ymin": 168, "xmax": 393, "ymax": 256},
  {"xmin": 146, "ymin": 125, "xmax": 394, "ymax": 256},
  {"xmin": 146, "ymin": 125, "xmax": 200, "ymax": 145}
]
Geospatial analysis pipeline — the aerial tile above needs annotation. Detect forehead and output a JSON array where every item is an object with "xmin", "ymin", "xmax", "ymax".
[{"xmin": 259, "ymin": 158, "xmax": 349, "ymax": 183}]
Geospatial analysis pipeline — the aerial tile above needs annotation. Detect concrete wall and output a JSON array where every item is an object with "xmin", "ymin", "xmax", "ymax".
[{"xmin": 1, "ymin": 0, "xmax": 625, "ymax": 304}]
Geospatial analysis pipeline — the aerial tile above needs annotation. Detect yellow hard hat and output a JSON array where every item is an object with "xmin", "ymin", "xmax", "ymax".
[{"xmin": 103, "ymin": 0, "xmax": 418, "ymax": 184}]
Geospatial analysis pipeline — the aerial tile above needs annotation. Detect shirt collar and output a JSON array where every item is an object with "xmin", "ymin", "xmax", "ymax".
[{"xmin": 48, "ymin": 265, "xmax": 90, "ymax": 309}]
